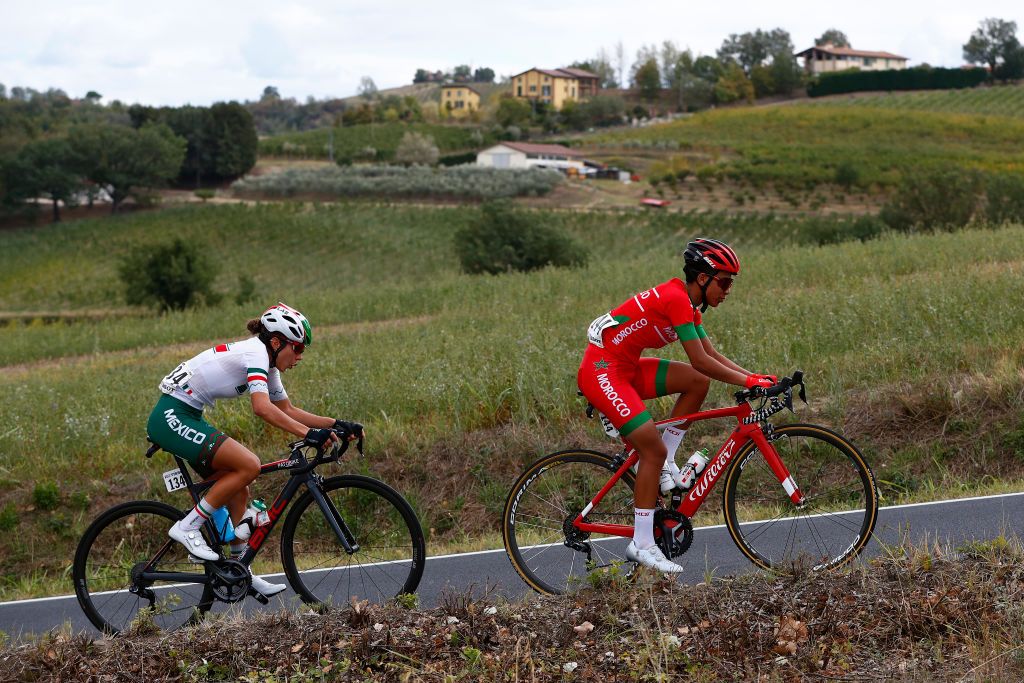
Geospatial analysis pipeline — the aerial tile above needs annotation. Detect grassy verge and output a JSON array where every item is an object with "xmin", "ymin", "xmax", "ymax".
[
  {"xmin": 4, "ymin": 537, "xmax": 1024, "ymax": 681},
  {"xmin": 0, "ymin": 204, "xmax": 1022, "ymax": 601}
]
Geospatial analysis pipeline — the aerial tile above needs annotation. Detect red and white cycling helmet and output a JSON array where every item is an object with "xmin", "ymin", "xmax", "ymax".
[
  {"xmin": 260, "ymin": 303, "xmax": 313, "ymax": 346},
  {"xmin": 683, "ymin": 238, "xmax": 740, "ymax": 276}
]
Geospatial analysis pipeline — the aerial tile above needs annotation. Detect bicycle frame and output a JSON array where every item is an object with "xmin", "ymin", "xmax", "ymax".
[
  {"xmin": 139, "ymin": 446, "xmax": 359, "ymax": 587},
  {"xmin": 572, "ymin": 400, "xmax": 805, "ymax": 538}
]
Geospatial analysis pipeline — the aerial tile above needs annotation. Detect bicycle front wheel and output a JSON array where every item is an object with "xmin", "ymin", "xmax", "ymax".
[
  {"xmin": 722, "ymin": 423, "xmax": 878, "ymax": 572},
  {"xmin": 73, "ymin": 501, "xmax": 215, "ymax": 635},
  {"xmin": 502, "ymin": 449, "xmax": 636, "ymax": 596},
  {"xmin": 280, "ymin": 475, "xmax": 425, "ymax": 607}
]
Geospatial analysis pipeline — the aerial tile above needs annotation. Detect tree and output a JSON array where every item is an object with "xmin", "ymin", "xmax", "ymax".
[
  {"xmin": 4, "ymin": 138, "xmax": 82, "ymax": 222},
  {"xmin": 119, "ymin": 238, "xmax": 220, "ymax": 311},
  {"xmin": 413, "ymin": 69, "xmax": 430, "ymax": 83},
  {"xmin": 615, "ymin": 41, "xmax": 626, "ymax": 92},
  {"xmin": 692, "ymin": 55, "xmax": 724, "ymax": 83},
  {"xmin": 394, "ymin": 131, "xmax": 439, "ymax": 166},
  {"xmin": 473, "ymin": 67, "xmax": 495, "ymax": 83},
  {"xmin": 963, "ymin": 18, "xmax": 1020, "ymax": 73},
  {"xmin": 84, "ymin": 91, "xmax": 102, "ymax": 104},
  {"xmin": 261, "ymin": 85, "xmax": 281, "ymax": 100},
  {"xmin": 718, "ymin": 28, "xmax": 794, "ymax": 75},
  {"xmin": 495, "ymin": 97, "xmax": 532, "ymax": 127},
  {"xmin": 358, "ymin": 77, "xmax": 378, "ymax": 100},
  {"xmin": 815, "ymin": 29, "xmax": 851, "ymax": 47},
  {"xmin": 714, "ymin": 63, "xmax": 755, "ymax": 104},
  {"xmin": 452, "ymin": 65, "xmax": 472, "ymax": 82},
  {"xmin": 994, "ymin": 44, "xmax": 1024, "ymax": 80},
  {"xmin": 569, "ymin": 51, "xmax": 618, "ymax": 88},
  {"xmin": 208, "ymin": 102, "xmax": 258, "ymax": 179},
  {"xmin": 69, "ymin": 122, "xmax": 186, "ymax": 212},
  {"xmin": 769, "ymin": 51, "xmax": 803, "ymax": 95},
  {"xmin": 632, "ymin": 57, "xmax": 661, "ymax": 102}
]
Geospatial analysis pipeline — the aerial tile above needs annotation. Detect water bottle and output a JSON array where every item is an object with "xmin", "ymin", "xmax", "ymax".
[
  {"xmin": 210, "ymin": 505, "xmax": 235, "ymax": 542},
  {"xmin": 678, "ymin": 448, "xmax": 710, "ymax": 490},
  {"xmin": 234, "ymin": 498, "xmax": 270, "ymax": 541}
]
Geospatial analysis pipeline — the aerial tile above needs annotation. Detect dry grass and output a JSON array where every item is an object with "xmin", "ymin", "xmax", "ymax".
[{"xmin": 4, "ymin": 537, "xmax": 1024, "ymax": 682}]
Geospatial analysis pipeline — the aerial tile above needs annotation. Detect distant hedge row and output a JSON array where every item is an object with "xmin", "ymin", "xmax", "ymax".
[
  {"xmin": 808, "ymin": 67, "xmax": 988, "ymax": 97},
  {"xmin": 231, "ymin": 165, "xmax": 563, "ymax": 200}
]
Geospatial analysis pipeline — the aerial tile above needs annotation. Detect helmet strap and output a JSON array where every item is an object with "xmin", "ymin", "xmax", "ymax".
[
  {"xmin": 259, "ymin": 332, "xmax": 282, "ymax": 369},
  {"xmin": 698, "ymin": 274, "xmax": 712, "ymax": 313}
]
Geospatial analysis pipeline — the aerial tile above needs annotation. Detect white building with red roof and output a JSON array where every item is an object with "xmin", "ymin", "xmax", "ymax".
[
  {"xmin": 796, "ymin": 44, "xmax": 909, "ymax": 75},
  {"xmin": 476, "ymin": 141, "xmax": 585, "ymax": 171}
]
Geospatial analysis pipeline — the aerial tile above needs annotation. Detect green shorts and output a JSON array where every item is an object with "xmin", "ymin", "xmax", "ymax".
[{"xmin": 146, "ymin": 394, "xmax": 228, "ymax": 477}]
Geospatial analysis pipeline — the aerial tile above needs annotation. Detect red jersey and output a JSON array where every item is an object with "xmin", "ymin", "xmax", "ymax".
[{"xmin": 587, "ymin": 278, "xmax": 706, "ymax": 359}]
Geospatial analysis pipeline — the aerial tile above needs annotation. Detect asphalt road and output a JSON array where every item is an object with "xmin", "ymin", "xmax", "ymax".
[{"xmin": 2, "ymin": 491, "xmax": 1022, "ymax": 639}]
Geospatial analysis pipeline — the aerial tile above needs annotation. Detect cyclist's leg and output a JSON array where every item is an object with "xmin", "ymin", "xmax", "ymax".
[
  {"xmin": 578, "ymin": 352, "xmax": 681, "ymax": 572},
  {"xmin": 634, "ymin": 358, "xmax": 710, "ymax": 417}
]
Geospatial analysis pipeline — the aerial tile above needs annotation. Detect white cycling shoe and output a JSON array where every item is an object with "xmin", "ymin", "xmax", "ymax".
[
  {"xmin": 626, "ymin": 541, "xmax": 685, "ymax": 574},
  {"xmin": 249, "ymin": 570, "xmax": 286, "ymax": 597},
  {"xmin": 659, "ymin": 466, "xmax": 684, "ymax": 494},
  {"xmin": 168, "ymin": 520, "xmax": 219, "ymax": 562}
]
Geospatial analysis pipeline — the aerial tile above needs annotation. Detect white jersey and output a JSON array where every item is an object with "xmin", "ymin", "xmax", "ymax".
[{"xmin": 158, "ymin": 336, "xmax": 287, "ymax": 410}]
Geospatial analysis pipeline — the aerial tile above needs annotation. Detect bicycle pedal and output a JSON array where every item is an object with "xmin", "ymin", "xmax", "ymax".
[{"xmin": 249, "ymin": 588, "xmax": 270, "ymax": 605}]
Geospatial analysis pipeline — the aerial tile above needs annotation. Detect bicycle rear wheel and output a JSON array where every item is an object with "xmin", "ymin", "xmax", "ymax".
[
  {"xmin": 502, "ymin": 449, "xmax": 636, "ymax": 595},
  {"xmin": 280, "ymin": 475, "xmax": 425, "ymax": 607},
  {"xmin": 722, "ymin": 424, "xmax": 878, "ymax": 572},
  {"xmin": 73, "ymin": 501, "xmax": 215, "ymax": 635}
]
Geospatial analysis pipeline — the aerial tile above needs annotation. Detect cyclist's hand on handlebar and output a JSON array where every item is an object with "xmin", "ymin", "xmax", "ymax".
[
  {"xmin": 744, "ymin": 374, "xmax": 775, "ymax": 390},
  {"xmin": 331, "ymin": 419, "xmax": 364, "ymax": 441},
  {"xmin": 304, "ymin": 427, "xmax": 338, "ymax": 449}
]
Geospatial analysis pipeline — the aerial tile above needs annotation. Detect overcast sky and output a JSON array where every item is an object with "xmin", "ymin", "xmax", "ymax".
[{"xmin": 2, "ymin": 1, "xmax": 1020, "ymax": 106}]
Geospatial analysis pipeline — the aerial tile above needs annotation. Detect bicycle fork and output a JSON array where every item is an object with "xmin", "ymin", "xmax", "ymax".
[{"xmin": 307, "ymin": 479, "xmax": 360, "ymax": 554}]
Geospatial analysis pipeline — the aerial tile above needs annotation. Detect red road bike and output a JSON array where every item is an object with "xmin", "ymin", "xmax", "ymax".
[{"xmin": 502, "ymin": 371, "xmax": 879, "ymax": 595}]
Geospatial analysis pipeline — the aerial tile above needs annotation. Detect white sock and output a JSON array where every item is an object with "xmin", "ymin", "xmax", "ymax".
[
  {"xmin": 229, "ymin": 540, "xmax": 247, "ymax": 558},
  {"xmin": 633, "ymin": 508, "xmax": 656, "ymax": 549},
  {"xmin": 662, "ymin": 427, "xmax": 686, "ymax": 466},
  {"xmin": 180, "ymin": 497, "xmax": 215, "ymax": 532}
]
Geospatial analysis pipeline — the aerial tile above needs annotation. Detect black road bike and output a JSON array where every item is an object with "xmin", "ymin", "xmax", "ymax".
[{"xmin": 73, "ymin": 432, "xmax": 425, "ymax": 634}]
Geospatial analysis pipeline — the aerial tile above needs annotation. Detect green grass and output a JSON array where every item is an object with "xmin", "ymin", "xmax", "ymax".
[
  {"xmin": 808, "ymin": 83, "xmax": 1024, "ymax": 118},
  {"xmin": 259, "ymin": 122, "xmax": 496, "ymax": 160},
  {"xmin": 593, "ymin": 105, "xmax": 1024, "ymax": 188},
  {"xmin": 1, "ymin": 203, "xmax": 1023, "ymax": 599}
]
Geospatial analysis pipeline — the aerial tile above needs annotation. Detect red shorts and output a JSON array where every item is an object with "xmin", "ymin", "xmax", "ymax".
[{"xmin": 577, "ymin": 345, "xmax": 674, "ymax": 436}]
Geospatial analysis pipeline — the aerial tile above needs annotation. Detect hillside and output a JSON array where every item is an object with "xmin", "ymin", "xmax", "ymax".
[
  {"xmin": 806, "ymin": 83, "xmax": 1024, "ymax": 118},
  {"xmin": 0, "ymin": 203, "xmax": 1022, "ymax": 600},
  {"xmin": 590, "ymin": 104, "xmax": 1024, "ymax": 189}
]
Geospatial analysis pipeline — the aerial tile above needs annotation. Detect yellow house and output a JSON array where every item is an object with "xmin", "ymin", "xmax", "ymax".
[
  {"xmin": 511, "ymin": 67, "xmax": 599, "ymax": 110},
  {"xmin": 440, "ymin": 84, "xmax": 481, "ymax": 118}
]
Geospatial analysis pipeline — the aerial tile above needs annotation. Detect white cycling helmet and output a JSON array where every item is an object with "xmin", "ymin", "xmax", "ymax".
[{"xmin": 260, "ymin": 303, "xmax": 312, "ymax": 345}]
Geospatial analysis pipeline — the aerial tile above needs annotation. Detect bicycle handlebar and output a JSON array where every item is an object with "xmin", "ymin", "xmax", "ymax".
[
  {"xmin": 734, "ymin": 370, "xmax": 806, "ymax": 405},
  {"xmin": 288, "ymin": 423, "xmax": 365, "ymax": 466}
]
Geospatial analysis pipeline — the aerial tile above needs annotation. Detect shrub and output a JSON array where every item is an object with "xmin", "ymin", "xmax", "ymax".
[
  {"xmin": 879, "ymin": 169, "xmax": 983, "ymax": 233},
  {"xmin": 194, "ymin": 189, "xmax": 215, "ymax": 202},
  {"xmin": 395, "ymin": 132, "xmax": 440, "ymax": 166},
  {"xmin": 32, "ymin": 482, "xmax": 60, "ymax": 511},
  {"xmin": 801, "ymin": 215, "xmax": 887, "ymax": 246},
  {"xmin": 984, "ymin": 174, "xmax": 1024, "ymax": 225},
  {"xmin": 453, "ymin": 201, "xmax": 588, "ymax": 275},
  {"xmin": 834, "ymin": 161, "xmax": 861, "ymax": 189},
  {"xmin": 119, "ymin": 238, "xmax": 222, "ymax": 311}
]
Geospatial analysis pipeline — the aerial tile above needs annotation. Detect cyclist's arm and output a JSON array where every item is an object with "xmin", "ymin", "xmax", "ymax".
[
  {"xmin": 271, "ymin": 397, "xmax": 335, "ymax": 429},
  {"xmin": 250, "ymin": 392, "xmax": 315, "ymax": 438},
  {"xmin": 699, "ymin": 335, "xmax": 752, "ymax": 376},
  {"xmin": 679, "ymin": 337, "xmax": 748, "ymax": 387}
]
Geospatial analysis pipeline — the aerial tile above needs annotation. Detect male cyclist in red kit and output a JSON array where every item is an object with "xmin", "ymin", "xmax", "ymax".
[{"xmin": 577, "ymin": 238, "xmax": 776, "ymax": 572}]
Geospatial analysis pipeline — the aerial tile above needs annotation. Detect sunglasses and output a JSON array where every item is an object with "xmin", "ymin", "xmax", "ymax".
[
  {"xmin": 288, "ymin": 341, "xmax": 306, "ymax": 354},
  {"xmin": 710, "ymin": 274, "xmax": 735, "ymax": 291}
]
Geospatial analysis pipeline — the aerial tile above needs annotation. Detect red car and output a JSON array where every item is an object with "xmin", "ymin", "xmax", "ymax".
[{"xmin": 640, "ymin": 198, "xmax": 671, "ymax": 208}]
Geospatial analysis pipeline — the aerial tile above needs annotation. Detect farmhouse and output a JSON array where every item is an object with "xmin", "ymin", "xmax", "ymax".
[
  {"xmin": 510, "ymin": 67, "xmax": 600, "ymax": 110},
  {"xmin": 476, "ymin": 142, "xmax": 585, "ymax": 172},
  {"xmin": 439, "ymin": 84, "xmax": 481, "ymax": 118},
  {"xmin": 796, "ymin": 44, "xmax": 909, "ymax": 74}
]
